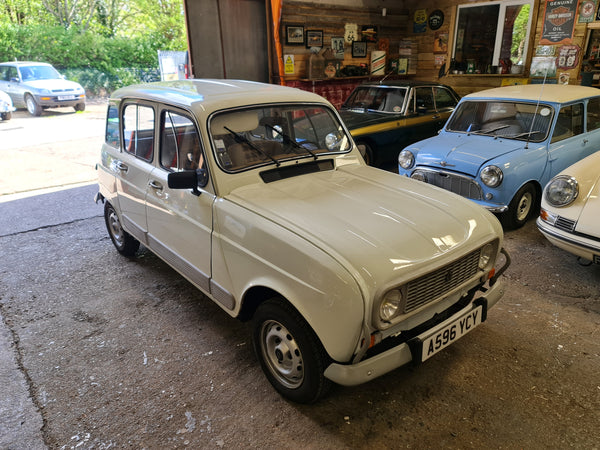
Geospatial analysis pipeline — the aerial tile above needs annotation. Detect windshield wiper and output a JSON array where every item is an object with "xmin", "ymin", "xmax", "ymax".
[
  {"xmin": 263, "ymin": 124, "xmax": 318, "ymax": 160},
  {"xmin": 469, "ymin": 124, "xmax": 510, "ymax": 136},
  {"xmin": 224, "ymin": 126, "xmax": 280, "ymax": 166},
  {"xmin": 510, "ymin": 130, "xmax": 542, "ymax": 139}
]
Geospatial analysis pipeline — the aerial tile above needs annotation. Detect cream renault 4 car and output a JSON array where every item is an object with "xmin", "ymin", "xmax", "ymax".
[{"xmin": 96, "ymin": 79, "xmax": 510, "ymax": 403}]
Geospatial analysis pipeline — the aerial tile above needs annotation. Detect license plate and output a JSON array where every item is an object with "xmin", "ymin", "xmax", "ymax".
[
  {"xmin": 419, "ymin": 305, "xmax": 483, "ymax": 362},
  {"xmin": 594, "ymin": 255, "xmax": 600, "ymax": 264},
  {"xmin": 58, "ymin": 95, "xmax": 75, "ymax": 101}
]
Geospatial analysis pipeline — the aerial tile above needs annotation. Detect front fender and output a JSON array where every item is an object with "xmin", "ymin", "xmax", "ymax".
[{"xmin": 210, "ymin": 199, "xmax": 365, "ymax": 363}]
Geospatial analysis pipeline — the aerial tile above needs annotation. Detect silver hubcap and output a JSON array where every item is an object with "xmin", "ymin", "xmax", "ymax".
[
  {"xmin": 26, "ymin": 97, "xmax": 36, "ymax": 114},
  {"xmin": 108, "ymin": 210, "xmax": 124, "ymax": 247},
  {"xmin": 516, "ymin": 192, "xmax": 533, "ymax": 222},
  {"xmin": 260, "ymin": 320, "xmax": 304, "ymax": 389}
]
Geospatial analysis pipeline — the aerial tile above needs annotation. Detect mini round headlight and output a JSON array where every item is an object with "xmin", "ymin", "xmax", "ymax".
[
  {"xmin": 545, "ymin": 175, "xmax": 578, "ymax": 207},
  {"xmin": 479, "ymin": 243, "xmax": 495, "ymax": 269},
  {"xmin": 480, "ymin": 165, "xmax": 503, "ymax": 187},
  {"xmin": 380, "ymin": 289, "xmax": 403, "ymax": 322},
  {"xmin": 398, "ymin": 150, "xmax": 415, "ymax": 169}
]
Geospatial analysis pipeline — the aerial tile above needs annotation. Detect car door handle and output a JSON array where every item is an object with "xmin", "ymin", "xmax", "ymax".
[
  {"xmin": 115, "ymin": 161, "xmax": 128, "ymax": 172},
  {"xmin": 583, "ymin": 139, "xmax": 589, "ymax": 144},
  {"xmin": 149, "ymin": 180, "xmax": 163, "ymax": 190}
]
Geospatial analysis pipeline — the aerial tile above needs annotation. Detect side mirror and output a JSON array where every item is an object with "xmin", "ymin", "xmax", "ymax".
[
  {"xmin": 10, "ymin": 77, "xmax": 19, "ymax": 83},
  {"xmin": 168, "ymin": 168, "xmax": 209, "ymax": 195}
]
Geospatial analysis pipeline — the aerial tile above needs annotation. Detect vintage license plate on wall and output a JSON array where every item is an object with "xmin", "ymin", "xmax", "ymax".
[{"xmin": 418, "ymin": 304, "xmax": 483, "ymax": 362}]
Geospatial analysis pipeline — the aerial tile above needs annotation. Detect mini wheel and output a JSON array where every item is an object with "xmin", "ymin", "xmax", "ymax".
[{"xmin": 501, "ymin": 183, "xmax": 537, "ymax": 230}]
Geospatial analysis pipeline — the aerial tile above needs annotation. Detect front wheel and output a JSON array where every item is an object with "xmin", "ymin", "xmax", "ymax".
[
  {"xmin": 501, "ymin": 183, "xmax": 537, "ymax": 230},
  {"xmin": 25, "ymin": 94, "xmax": 42, "ymax": 116},
  {"xmin": 104, "ymin": 202, "xmax": 140, "ymax": 257},
  {"xmin": 74, "ymin": 102, "xmax": 85, "ymax": 112},
  {"xmin": 252, "ymin": 299, "xmax": 331, "ymax": 403}
]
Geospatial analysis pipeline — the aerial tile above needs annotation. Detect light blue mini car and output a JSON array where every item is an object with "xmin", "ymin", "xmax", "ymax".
[{"xmin": 398, "ymin": 84, "xmax": 600, "ymax": 229}]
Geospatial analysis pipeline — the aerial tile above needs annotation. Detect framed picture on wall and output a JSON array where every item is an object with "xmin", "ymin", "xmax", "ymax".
[
  {"xmin": 306, "ymin": 30, "xmax": 323, "ymax": 48},
  {"xmin": 352, "ymin": 41, "xmax": 367, "ymax": 58},
  {"xmin": 285, "ymin": 25, "xmax": 304, "ymax": 45}
]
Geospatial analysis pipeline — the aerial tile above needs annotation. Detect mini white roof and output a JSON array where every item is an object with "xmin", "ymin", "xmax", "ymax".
[{"xmin": 465, "ymin": 84, "xmax": 600, "ymax": 103}]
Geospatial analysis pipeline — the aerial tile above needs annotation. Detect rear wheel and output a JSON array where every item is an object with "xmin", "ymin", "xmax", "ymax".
[
  {"xmin": 25, "ymin": 94, "xmax": 42, "ymax": 116},
  {"xmin": 252, "ymin": 298, "xmax": 331, "ymax": 403},
  {"xmin": 501, "ymin": 183, "xmax": 537, "ymax": 230},
  {"xmin": 104, "ymin": 202, "xmax": 139, "ymax": 257}
]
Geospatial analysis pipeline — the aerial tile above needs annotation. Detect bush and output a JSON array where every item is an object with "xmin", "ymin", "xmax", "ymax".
[{"xmin": 0, "ymin": 25, "xmax": 174, "ymax": 95}]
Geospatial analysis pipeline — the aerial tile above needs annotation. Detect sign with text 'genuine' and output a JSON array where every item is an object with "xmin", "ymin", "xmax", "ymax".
[{"xmin": 540, "ymin": 0, "xmax": 578, "ymax": 45}]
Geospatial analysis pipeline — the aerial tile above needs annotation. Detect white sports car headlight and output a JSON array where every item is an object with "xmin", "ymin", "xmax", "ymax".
[{"xmin": 545, "ymin": 175, "xmax": 578, "ymax": 207}]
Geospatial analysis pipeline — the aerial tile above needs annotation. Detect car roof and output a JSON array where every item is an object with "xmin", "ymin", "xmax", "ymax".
[
  {"xmin": 110, "ymin": 79, "xmax": 330, "ymax": 111},
  {"xmin": 0, "ymin": 61, "xmax": 52, "ymax": 67},
  {"xmin": 465, "ymin": 84, "xmax": 600, "ymax": 103},
  {"xmin": 355, "ymin": 80, "xmax": 451, "ymax": 89}
]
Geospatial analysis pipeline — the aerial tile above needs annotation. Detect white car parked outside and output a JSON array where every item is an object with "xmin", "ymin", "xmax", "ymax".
[{"xmin": 96, "ymin": 79, "xmax": 510, "ymax": 403}]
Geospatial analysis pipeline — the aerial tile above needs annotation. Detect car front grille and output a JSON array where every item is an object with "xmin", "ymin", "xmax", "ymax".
[
  {"xmin": 555, "ymin": 216, "xmax": 576, "ymax": 232},
  {"xmin": 404, "ymin": 248, "xmax": 482, "ymax": 314},
  {"xmin": 412, "ymin": 169, "xmax": 483, "ymax": 200},
  {"xmin": 51, "ymin": 88, "xmax": 75, "ymax": 93}
]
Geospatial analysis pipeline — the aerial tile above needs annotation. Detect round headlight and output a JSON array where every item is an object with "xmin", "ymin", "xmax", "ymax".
[
  {"xmin": 545, "ymin": 175, "xmax": 578, "ymax": 207},
  {"xmin": 480, "ymin": 165, "xmax": 503, "ymax": 187},
  {"xmin": 398, "ymin": 150, "xmax": 415, "ymax": 169},
  {"xmin": 479, "ymin": 243, "xmax": 495, "ymax": 269},
  {"xmin": 380, "ymin": 289, "xmax": 403, "ymax": 322}
]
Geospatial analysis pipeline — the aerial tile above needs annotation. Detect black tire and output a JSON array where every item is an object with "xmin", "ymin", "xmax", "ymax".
[
  {"xmin": 252, "ymin": 298, "xmax": 331, "ymax": 403},
  {"xmin": 104, "ymin": 202, "xmax": 140, "ymax": 257},
  {"xmin": 74, "ymin": 102, "xmax": 86, "ymax": 112},
  {"xmin": 0, "ymin": 112, "xmax": 10, "ymax": 121},
  {"xmin": 25, "ymin": 94, "xmax": 42, "ymax": 116},
  {"xmin": 357, "ymin": 141, "xmax": 374, "ymax": 166},
  {"xmin": 501, "ymin": 183, "xmax": 537, "ymax": 230}
]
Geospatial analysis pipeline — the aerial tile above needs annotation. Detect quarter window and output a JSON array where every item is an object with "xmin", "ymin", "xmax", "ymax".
[
  {"xmin": 160, "ymin": 111, "xmax": 204, "ymax": 171},
  {"xmin": 105, "ymin": 104, "xmax": 120, "ymax": 148},
  {"xmin": 123, "ymin": 104, "xmax": 155, "ymax": 161}
]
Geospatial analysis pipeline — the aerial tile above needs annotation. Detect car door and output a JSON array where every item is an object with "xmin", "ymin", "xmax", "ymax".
[
  {"xmin": 409, "ymin": 86, "xmax": 447, "ymax": 143},
  {"xmin": 3, "ymin": 66, "xmax": 24, "ymax": 107},
  {"xmin": 113, "ymin": 102, "xmax": 156, "ymax": 244},
  {"xmin": 546, "ymin": 101, "xmax": 600, "ymax": 185},
  {"xmin": 145, "ymin": 108, "xmax": 215, "ymax": 293}
]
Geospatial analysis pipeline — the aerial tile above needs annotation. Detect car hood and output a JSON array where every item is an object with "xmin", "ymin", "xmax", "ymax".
[
  {"xmin": 410, "ymin": 133, "xmax": 525, "ymax": 176},
  {"xmin": 226, "ymin": 164, "xmax": 500, "ymax": 288},
  {"xmin": 23, "ymin": 79, "xmax": 83, "ymax": 92},
  {"xmin": 339, "ymin": 109, "xmax": 402, "ymax": 131}
]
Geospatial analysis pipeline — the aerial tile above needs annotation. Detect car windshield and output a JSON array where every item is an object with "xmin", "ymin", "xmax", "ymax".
[
  {"xmin": 342, "ymin": 86, "xmax": 408, "ymax": 113},
  {"xmin": 19, "ymin": 65, "xmax": 61, "ymax": 81},
  {"xmin": 446, "ymin": 100, "xmax": 553, "ymax": 142},
  {"xmin": 210, "ymin": 104, "xmax": 352, "ymax": 172}
]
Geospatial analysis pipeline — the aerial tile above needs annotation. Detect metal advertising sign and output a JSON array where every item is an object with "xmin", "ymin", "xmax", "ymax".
[{"xmin": 540, "ymin": 0, "xmax": 579, "ymax": 45}]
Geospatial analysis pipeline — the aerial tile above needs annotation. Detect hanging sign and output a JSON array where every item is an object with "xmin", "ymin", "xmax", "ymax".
[
  {"xmin": 284, "ymin": 55, "xmax": 295, "ymax": 74},
  {"xmin": 428, "ymin": 10, "xmax": 444, "ymax": 30},
  {"xmin": 413, "ymin": 9, "xmax": 427, "ymax": 33},
  {"xmin": 579, "ymin": 0, "xmax": 597, "ymax": 22},
  {"xmin": 540, "ymin": 0, "xmax": 578, "ymax": 45}
]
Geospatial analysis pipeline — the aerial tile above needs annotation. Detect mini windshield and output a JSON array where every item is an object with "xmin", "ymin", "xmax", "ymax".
[
  {"xmin": 342, "ymin": 86, "xmax": 408, "ymax": 113},
  {"xmin": 19, "ymin": 65, "xmax": 62, "ymax": 81},
  {"xmin": 446, "ymin": 100, "xmax": 554, "ymax": 142},
  {"xmin": 210, "ymin": 104, "xmax": 352, "ymax": 172}
]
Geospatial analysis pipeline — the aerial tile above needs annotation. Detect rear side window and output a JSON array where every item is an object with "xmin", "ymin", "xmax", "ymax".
[
  {"xmin": 105, "ymin": 104, "xmax": 120, "ymax": 148},
  {"xmin": 587, "ymin": 97, "xmax": 600, "ymax": 132},
  {"xmin": 123, "ymin": 104, "xmax": 155, "ymax": 161},
  {"xmin": 434, "ymin": 87, "xmax": 458, "ymax": 109}
]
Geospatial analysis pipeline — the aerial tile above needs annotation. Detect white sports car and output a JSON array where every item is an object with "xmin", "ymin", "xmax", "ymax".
[{"xmin": 537, "ymin": 151, "xmax": 600, "ymax": 265}]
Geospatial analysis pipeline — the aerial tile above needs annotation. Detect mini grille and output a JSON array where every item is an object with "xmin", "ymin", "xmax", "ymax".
[
  {"xmin": 404, "ymin": 249, "xmax": 481, "ymax": 313},
  {"xmin": 555, "ymin": 216, "xmax": 576, "ymax": 232},
  {"xmin": 414, "ymin": 170, "xmax": 483, "ymax": 200}
]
